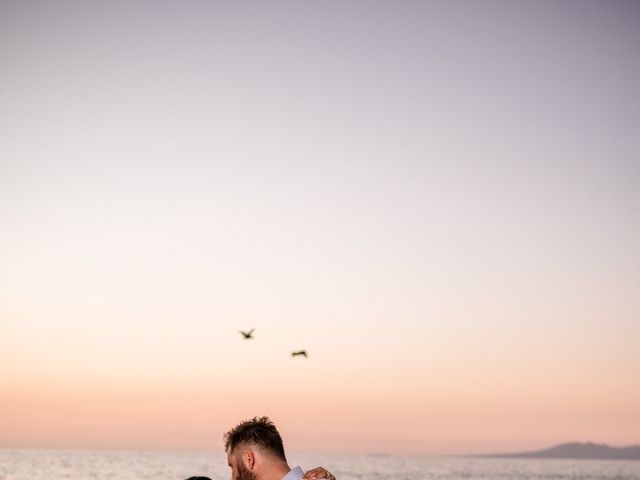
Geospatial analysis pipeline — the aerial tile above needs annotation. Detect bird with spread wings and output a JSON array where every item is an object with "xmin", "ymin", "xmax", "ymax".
[{"xmin": 239, "ymin": 328, "xmax": 255, "ymax": 339}]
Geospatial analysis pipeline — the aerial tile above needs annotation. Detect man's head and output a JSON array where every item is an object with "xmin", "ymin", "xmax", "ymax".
[{"xmin": 224, "ymin": 416, "xmax": 288, "ymax": 480}]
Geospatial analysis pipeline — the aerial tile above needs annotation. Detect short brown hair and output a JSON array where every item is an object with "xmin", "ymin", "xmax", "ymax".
[{"xmin": 223, "ymin": 416, "xmax": 287, "ymax": 461}]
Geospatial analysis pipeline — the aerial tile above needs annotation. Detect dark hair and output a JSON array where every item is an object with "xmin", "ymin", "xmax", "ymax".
[
  {"xmin": 186, "ymin": 477, "xmax": 212, "ymax": 480},
  {"xmin": 223, "ymin": 416, "xmax": 287, "ymax": 461}
]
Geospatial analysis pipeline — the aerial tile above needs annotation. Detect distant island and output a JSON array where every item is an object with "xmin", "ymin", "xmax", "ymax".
[{"xmin": 483, "ymin": 442, "xmax": 640, "ymax": 461}]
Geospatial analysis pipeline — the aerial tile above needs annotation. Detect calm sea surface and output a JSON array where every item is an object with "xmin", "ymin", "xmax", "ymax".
[{"xmin": 1, "ymin": 450, "xmax": 639, "ymax": 480}]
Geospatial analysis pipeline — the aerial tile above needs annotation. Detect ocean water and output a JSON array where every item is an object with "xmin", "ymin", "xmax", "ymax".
[{"xmin": 1, "ymin": 450, "xmax": 639, "ymax": 480}]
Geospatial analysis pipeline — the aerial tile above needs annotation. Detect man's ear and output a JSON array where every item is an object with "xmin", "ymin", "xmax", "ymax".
[{"xmin": 242, "ymin": 448, "xmax": 255, "ymax": 471}]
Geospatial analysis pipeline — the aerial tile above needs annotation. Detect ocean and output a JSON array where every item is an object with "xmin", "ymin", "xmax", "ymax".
[{"xmin": 1, "ymin": 450, "xmax": 639, "ymax": 480}]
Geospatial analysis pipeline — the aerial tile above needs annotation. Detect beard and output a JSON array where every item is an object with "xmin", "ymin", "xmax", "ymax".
[{"xmin": 236, "ymin": 460, "xmax": 257, "ymax": 480}]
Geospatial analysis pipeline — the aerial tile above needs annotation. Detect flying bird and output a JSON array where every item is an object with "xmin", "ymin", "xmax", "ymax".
[
  {"xmin": 291, "ymin": 350, "xmax": 308, "ymax": 358},
  {"xmin": 239, "ymin": 328, "xmax": 255, "ymax": 339}
]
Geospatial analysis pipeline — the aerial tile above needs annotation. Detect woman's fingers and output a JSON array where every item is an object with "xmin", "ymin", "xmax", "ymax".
[{"xmin": 303, "ymin": 467, "xmax": 335, "ymax": 480}]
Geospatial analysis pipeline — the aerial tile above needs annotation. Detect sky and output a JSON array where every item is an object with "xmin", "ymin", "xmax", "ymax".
[{"xmin": 1, "ymin": 1, "xmax": 639, "ymax": 455}]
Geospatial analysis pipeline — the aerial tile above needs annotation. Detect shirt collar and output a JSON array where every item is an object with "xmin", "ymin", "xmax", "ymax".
[{"xmin": 282, "ymin": 466, "xmax": 304, "ymax": 480}]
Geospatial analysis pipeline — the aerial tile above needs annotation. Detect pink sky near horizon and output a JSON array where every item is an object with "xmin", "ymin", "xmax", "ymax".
[{"xmin": 1, "ymin": 1, "xmax": 639, "ymax": 455}]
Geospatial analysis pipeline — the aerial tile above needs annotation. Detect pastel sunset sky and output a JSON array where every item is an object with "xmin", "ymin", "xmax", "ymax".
[{"xmin": 1, "ymin": 1, "xmax": 639, "ymax": 455}]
